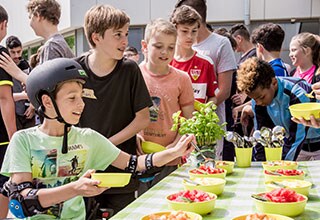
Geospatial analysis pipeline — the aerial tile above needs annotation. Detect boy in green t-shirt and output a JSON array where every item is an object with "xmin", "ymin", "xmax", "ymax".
[{"xmin": 0, "ymin": 58, "xmax": 195, "ymax": 219}]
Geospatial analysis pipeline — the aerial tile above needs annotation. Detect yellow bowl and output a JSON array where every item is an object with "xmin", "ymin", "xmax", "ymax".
[
  {"xmin": 262, "ymin": 161, "xmax": 298, "ymax": 171},
  {"xmin": 264, "ymin": 170, "xmax": 305, "ymax": 182},
  {"xmin": 166, "ymin": 191, "xmax": 217, "ymax": 215},
  {"xmin": 183, "ymin": 178, "xmax": 226, "ymax": 195},
  {"xmin": 232, "ymin": 213, "xmax": 294, "ymax": 220},
  {"xmin": 216, "ymin": 161, "xmax": 235, "ymax": 174},
  {"xmin": 141, "ymin": 211, "xmax": 202, "ymax": 220},
  {"xmin": 289, "ymin": 102, "xmax": 320, "ymax": 120},
  {"xmin": 141, "ymin": 141, "xmax": 166, "ymax": 154},
  {"xmin": 265, "ymin": 179, "xmax": 312, "ymax": 196},
  {"xmin": 189, "ymin": 168, "xmax": 227, "ymax": 179},
  {"xmin": 252, "ymin": 192, "xmax": 307, "ymax": 217},
  {"xmin": 91, "ymin": 173, "xmax": 131, "ymax": 187}
]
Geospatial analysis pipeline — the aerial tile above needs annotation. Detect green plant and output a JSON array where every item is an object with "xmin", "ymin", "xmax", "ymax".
[{"xmin": 171, "ymin": 101, "xmax": 226, "ymax": 147}]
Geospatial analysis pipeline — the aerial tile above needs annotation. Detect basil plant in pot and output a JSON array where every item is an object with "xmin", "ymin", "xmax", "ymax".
[{"xmin": 171, "ymin": 101, "xmax": 226, "ymax": 164}]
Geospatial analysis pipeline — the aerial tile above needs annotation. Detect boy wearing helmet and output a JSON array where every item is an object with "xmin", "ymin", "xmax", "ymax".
[
  {"xmin": 0, "ymin": 58, "xmax": 195, "ymax": 219},
  {"xmin": 0, "ymin": 4, "xmax": 152, "ymax": 215}
]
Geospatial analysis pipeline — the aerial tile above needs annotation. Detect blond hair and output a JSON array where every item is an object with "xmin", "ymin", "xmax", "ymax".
[
  {"xmin": 144, "ymin": 18, "xmax": 177, "ymax": 43},
  {"xmin": 291, "ymin": 32, "xmax": 320, "ymax": 66},
  {"xmin": 84, "ymin": 4, "xmax": 130, "ymax": 47}
]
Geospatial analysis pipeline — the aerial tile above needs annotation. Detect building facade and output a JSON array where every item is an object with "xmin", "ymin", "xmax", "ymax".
[{"xmin": 1, "ymin": 0, "xmax": 320, "ymax": 64}]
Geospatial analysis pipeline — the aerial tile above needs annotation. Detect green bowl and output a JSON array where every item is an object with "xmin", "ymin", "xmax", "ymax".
[
  {"xmin": 183, "ymin": 178, "xmax": 226, "ymax": 195},
  {"xmin": 265, "ymin": 179, "xmax": 312, "ymax": 196},
  {"xmin": 216, "ymin": 161, "xmax": 235, "ymax": 174},
  {"xmin": 262, "ymin": 161, "xmax": 298, "ymax": 171},
  {"xmin": 264, "ymin": 170, "xmax": 305, "ymax": 182},
  {"xmin": 140, "ymin": 211, "xmax": 202, "ymax": 220},
  {"xmin": 252, "ymin": 192, "xmax": 308, "ymax": 217},
  {"xmin": 166, "ymin": 192, "xmax": 217, "ymax": 215},
  {"xmin": 91, "ymin": 173, "xmax": 131, "ymax": 187},
  {"xmin": 232, "ymin": 213, "xmax": 294, "ymax": 220},
  {"xmin": 189, "ymin": 169, "xmax": 227, "ymax": 179},
  {"xmin": 141, "ymin": 141, "xmax": 166, "ymax": 154}
]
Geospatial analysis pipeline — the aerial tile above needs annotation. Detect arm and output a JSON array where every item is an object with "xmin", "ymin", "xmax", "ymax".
[
  {"xmin": 13, "ymin": 91, "xmax": 28, "ymax": 102},
  {"xmin": 0, "ymin": 85, "xmax": 16, "ymax": 139},
  {"xmin": 0, "ymin": 52, "xmax": 27, "ymax": 84},
  {"xmin": 181, "ymin": 104, "xmax": 194, "ymax": 119},
  {"xmin": 214, "ymin": 70, "xmax": 233, "ymax": 105},
  {"xmin": 233, "ymin": 100, "xmax": 251, "ymax": 121},
  {"xmin": 112, "ymin": 134, "xmax": 195, "ymax": 171},
  {"xmin": 108, "ymin": 107, "xmax": 150, "ymax": 146},
  {"xmin": 10, "ymin": 170, "xmax": 107, "ymax": 209}
]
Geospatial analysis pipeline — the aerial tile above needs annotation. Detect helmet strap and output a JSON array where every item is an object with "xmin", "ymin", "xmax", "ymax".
[{"xmin": 39, "ymin": 93, "xmax": 71, "ymax": 154}]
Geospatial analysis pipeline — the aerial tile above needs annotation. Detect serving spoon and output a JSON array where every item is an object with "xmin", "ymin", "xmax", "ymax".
[
  {"xmin": 189, "ymin": 141, "xmax": 215, "ymax": 168},
  {"xmin": 305, "ymin": 90, "xmax": 315, "ymax": 98}
]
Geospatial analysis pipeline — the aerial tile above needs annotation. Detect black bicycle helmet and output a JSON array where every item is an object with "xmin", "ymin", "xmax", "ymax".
[
  {"xmin": 27, "ymin": 58, "xmax": 87, "ymax": 110},
  {"xmin": 26, "ymin": 58, "xmax": 87, "ymax": 154}
]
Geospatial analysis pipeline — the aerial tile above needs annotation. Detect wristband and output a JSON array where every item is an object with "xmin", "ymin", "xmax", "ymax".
[
  {"xmin": 125, "ymin": 155, "xmax": 138, "ymax": 173},
  {"xmin": 145, "ymin": 153, "xmax": 154, "ymax": 170}
]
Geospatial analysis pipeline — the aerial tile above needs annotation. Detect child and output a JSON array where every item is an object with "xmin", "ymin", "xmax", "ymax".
[
  {"xmin": 0, "ymin": 0, "xmax": 74, "ymax": 84},
  {"xmin": 170, "ymin": 5, "xmax": 218, "ymax": 104},
  {"xmin": 124, "ymin": 46, "xmax": 140, "ymax": 63},
  {"xmin": 251, "ymin": 23, "xmax": 288, "ymax": 77},
  {"xmin": 174, "ymin": 0, "xmax": 237, "ymax": 160},
  {"xmin": 289, "ymin": 32, "xmax": 320, "ymax": 83},
  {"xmin": 138, "ymin": 18, "xmax": 194, "ymax": 193},
  {"xmin": 0, "ymin": 5, "xmax": 17, "ymax": 218},
  {"xmin": 0, "ymin": 58, "xmax": 195, "ymax": 219},
  {"xmin": 230, "ymin": 23, "xmax": 256, "ymax": 65},
  {"xmin": 27, "ymin": 0, "xmax": 74, "ymax": 63},
  {"xmin": 75, "ymin": 5, "xmax": 152, "ymax": 215},
  {"xmin": 237, "ymin": 57, "xmax": 320, "ymax": 161},
  {"xmin": 0, "ymin": 4, "xmax": 152, "ymax": 215}
]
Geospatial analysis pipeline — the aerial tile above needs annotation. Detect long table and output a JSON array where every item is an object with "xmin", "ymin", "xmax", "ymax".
[{"xmin": 111, "ymin": 161, "xmax": 320, "ymax": 220}]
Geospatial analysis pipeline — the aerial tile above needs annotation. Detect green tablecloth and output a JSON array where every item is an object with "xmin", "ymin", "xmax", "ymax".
[{"xmin": 111, "ymin": 161, "xmax": 320, "ymax": 220}]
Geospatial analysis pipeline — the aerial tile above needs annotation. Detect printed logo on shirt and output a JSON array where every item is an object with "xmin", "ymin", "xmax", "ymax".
[
  {"xmin": 30, "ymin": 145, "xmax": 88, "ymax": 218},
  {"xmin": 82, "ymin": 88, "xmax": 97, "ymax": 99},
  {"xmin": 190, "ymin": 67, "xmax": 201, "ymax": 81},
  {"xmin": 150, "ymin": 96, "xmax": 161, "ymax": 122}
]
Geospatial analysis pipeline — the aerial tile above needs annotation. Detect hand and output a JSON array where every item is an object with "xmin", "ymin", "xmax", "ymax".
[
  {"xmin": 136, "ymin": 134, "xmax": 145, "ymax": 156},
  {"xmin": 24, "ymin": 105, "xmax": 35, "ymax": 119},
  {"xmin": 231, "ymin": 93, "xmax": 242, "ymax": 106},
  {"xmin": 73, "ymin": 169, "xmax": 108, "ymax": 197},
  {"xmin": 292, "ymin": 115, "xmax": 320, "ymax": 128},
  {"xmin": 240, "ymin": 105, "xmax": 253, "ymax": 127},
  {"xmin": 0, "ymin": 52, "xmax": 22, "ymax": 79},
  {"xmin": 172, "ymin": 134, "xmax": 195, "ymax": 157},
  {"xmin": 232, "ymin": 106, "xmax": 241, "ymax": 122},
  {"xmin": 312, "ymin": 82, "xmax": 320, "ymax": 100}
]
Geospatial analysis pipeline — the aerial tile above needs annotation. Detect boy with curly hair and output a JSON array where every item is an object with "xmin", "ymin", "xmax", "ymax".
[{"xmin": 237, "ymin": 57, "xmax": 320, "ymax": 161}]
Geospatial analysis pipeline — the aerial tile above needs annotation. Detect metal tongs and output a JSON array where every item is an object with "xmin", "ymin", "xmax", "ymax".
[{"xmin": 189, "ymin": 141, "xmax": 215, "ymax": 168}]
